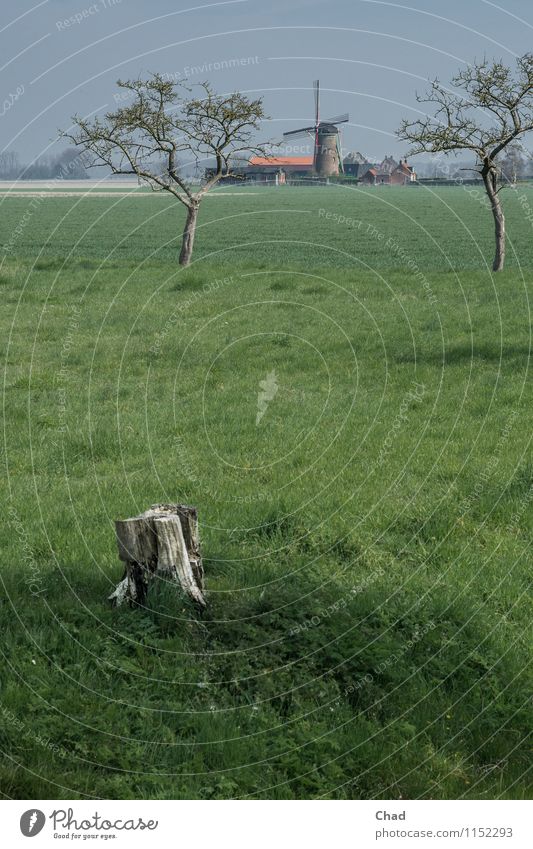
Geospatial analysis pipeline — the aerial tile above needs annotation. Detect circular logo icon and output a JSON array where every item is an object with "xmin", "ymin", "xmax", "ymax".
[{"xmin": 20, "ymin": 810, "xmax": 46, "ymax": 837}]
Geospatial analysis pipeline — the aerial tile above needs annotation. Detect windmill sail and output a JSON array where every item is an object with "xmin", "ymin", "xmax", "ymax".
[
  {"xmin": 283, "ymin": 126, "xmax": 316, "ymax": 138},
  {"xmin": 325, "ymin": 113, "xmax": 349, "ymax": 125},
  {"xmin": 313, "ymin": 79, "xmax": 320, "ymax": 151}
]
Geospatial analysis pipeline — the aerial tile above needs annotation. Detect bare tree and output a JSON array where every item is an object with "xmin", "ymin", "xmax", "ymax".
[
  {"xmin": 52, "ymin": 147, "xmax": 91, "ymax": 180},
  {"xmin": 62, "ymin": 75, "xmax": 268, "ymax": 265},
  {"xmin": 499, "ymin": 142, "xmax": 526, "ymax": 185},
  {"xmin": 398, "ymin": 54, "xmax": 533, "ymax": 271},
  {"xmin": 0, "ymin": 151, "xmax": 20, "ymax": 179},
  {"xmin": 25, "ymin": 156, "xmax": 53, "ymax": 180}
]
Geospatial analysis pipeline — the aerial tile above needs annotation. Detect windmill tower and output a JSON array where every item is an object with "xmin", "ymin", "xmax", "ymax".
[{"xmin": 283, "ymin": 80, "xmax": 349, "ymax": 177}]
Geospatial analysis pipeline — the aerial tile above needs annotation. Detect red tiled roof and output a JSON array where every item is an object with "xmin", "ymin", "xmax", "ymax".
[{"xmin": 249, "ymin": 156, "xmax": 314, "ymax": 167}]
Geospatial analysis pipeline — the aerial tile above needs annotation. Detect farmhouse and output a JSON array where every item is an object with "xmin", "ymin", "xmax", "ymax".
[
  {"xmin": 359, "ymin": 158, "xmax": 417, "ymax": 185},
  {"xmin": 344, "ymin": 153, "xmax": 416, "ymax": 184},
  {"xmin": 379, "ymin": 155, "xmax": 399, "ymax": 174}
]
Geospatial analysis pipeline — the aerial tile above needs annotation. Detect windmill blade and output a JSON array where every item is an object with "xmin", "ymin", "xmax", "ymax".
[
  {"xmin": 313, "ymin": 79, "xmax": 320, "ymax": 127},
  {"xmin": 325, "ymin": 113, "xmax": 350, "ymax": 125},
  {"xmin": 336, "ymin": 133, "xmax": 344, "ymax": 173},
  {"xmin": 283, "ymin": 126, "xmax": 316, "ymax": 138}
]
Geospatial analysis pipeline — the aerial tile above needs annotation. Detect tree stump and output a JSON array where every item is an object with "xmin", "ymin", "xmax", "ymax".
[{"xmin": 109, "ymin": 503, "xmax": 205, "ymax": 608}]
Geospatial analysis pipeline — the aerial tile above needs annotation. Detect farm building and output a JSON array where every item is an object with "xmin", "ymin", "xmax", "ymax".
[
  {"xmin": 204, "ymin": 155, "xmax": 314, "ymax": 183},
  {"xmin": 343, "ymin": 153, "xmax": 416, "ymax": 184},
  {"xmin": 379, "ymin": 155, "xmax": 400, "ymax": 174},
  {"xmin": 205, "ymin": 153, "xmax": 416, "ymax": 184},
  {"xmin": 360, "ymin": 166, "xmax": 379, "ymax": 183},
  {"xmin": 359, "ymin": 158, "xmax": 417, "ymax": 185},
  {"xmin": 247, "ymin": 155, "xmax": 314, "ymax": 180},
  {"xmin": 343, "ymin": 151, "xmax": 373, "ymax": 177}
]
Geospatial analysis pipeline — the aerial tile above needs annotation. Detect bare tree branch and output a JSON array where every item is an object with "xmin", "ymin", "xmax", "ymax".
[
  {"xmin": 61, "ymin": 74, "xmax": 271, "ymax": 264},
  {"xmin": 397, "ymin": 53, "xmax": 533, "ymax": 271}
]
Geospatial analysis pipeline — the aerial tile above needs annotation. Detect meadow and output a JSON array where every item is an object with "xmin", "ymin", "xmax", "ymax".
[{"xmin": 1, "ymin": 184, "xmax": 532, "ymax": 799}]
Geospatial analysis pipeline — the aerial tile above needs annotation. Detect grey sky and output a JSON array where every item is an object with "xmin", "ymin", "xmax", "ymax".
[{"xmin": 2, "ymin": 0, "xmax": 533, "ymax": 164}]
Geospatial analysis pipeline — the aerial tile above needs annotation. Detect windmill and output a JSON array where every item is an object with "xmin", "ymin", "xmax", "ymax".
[{"xmin": 283, "ymin": 80, "xmax": 349, "ymax": 177}]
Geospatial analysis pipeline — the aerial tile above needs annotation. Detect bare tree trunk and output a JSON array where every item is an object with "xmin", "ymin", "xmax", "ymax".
[
  {"xmin": 482, "ymin": 165, "xmax": 505, "ymax": 272},
  {"xmin": 179, "ymin": 202, "xmax": 199, "ymax": 266},
  {"xmin": 109, "ymin": 503, "xmax": 205, "ymax": 609}
]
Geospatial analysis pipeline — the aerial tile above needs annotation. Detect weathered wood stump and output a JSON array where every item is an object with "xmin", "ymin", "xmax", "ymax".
[{"xmin": 109, "ymin": 503, "xmax": 205, "ymax": 608}]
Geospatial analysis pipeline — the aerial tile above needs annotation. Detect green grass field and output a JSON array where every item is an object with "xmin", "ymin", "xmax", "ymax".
[{"xmin": 1, "ymin": 185, "xmax": 532, "ymax": 799}]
